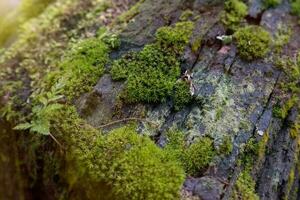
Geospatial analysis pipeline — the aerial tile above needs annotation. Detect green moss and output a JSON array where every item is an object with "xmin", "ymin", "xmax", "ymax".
[
  {"xmin": 274, "ymin": 25, "xmax": 291, "ymax": 54},
  {"xmin": 117, "ymin": 0, "xmax": 144, "ymax": 24},
  {"xmin": 284, "ymin": 166, "xmax": 295, "ymax": 200},
  {"xmin": 221, "ymin": 0, "xmax": 248, "ymax": 31},
  {"xmin": 258, "ymin": 132, "xmax": 269, "ymax": 161},
  {"xmin": 231, "ymin": 171, "xmax": 259, "ymax": 200},
  {"xmin": 98, "ymin": 28, "xmax": 121, "ymax": 49},
  {"xmin": 179, "ymin": 10, "xmax": 194, "ymax": 21},
  {"xmin": 105, "ymin": 127, "xmax": 185, "ymax": 199},
  {"xmin": 291, "ymin": 0, "xmax": 300, "ymax": 17},
  {"xmin": 164, "ymin": 131, "xmax": 216, "ymax": 176},
  {"xmin": 57, "ymin": 37, "xmax": 110, "ymax": 100},
  {"xmin": 272, "ymin": 96, "xmax": 298, "ymax": 119},
  {"xmin": 172, "ymin": 80, "xmax": 193, "ymax": 111},
  {"xmin": 191, "ymin": 37, "xmax": 202, "ymax": 53},
  {"xmin": 67, "ymin": 124, "xmax": 184, "ymax": 200},
  {"xmin": 234, "ymin": 25, "xmax": 271, "ymax": 60},
  {"xmin": 182, "ymin": 137, "xmax": 216, "ymax": 175},
  {"xmin": 240, "ymin": 138, "xmax": 259, "ymax": 169},
  {"xmin": 111, "ymin": 44, "xmax": 180, "ymax": 103},
  {"xmin": 111, "ymin": 21, "xmax": 194, "ymax": 104},
  {"xmin": 164, "ymin": 130, "xmax": 186, "ymax": 162},
  {"xmin": 156, "ymin": 21, "xmax": 195, "ymax": 53},
  {"xmin": 218, "ymin": 136, "xmax": 233, "ymax": 155},
  {"xmin": 263, "ymin": 0, "xmax": 282, "ymax": 8},
  {"xmin": 50, "ymin": 108, "xmax": 186, "ymax": 199},
  {"xmin": 290, "ymin": 123, "xmax": 299, "ymax": 139}
]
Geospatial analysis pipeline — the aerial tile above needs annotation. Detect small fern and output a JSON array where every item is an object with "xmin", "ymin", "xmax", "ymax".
[{"xmin": 14, "ymin": 81, "xmax": 64, "ymax": 142}]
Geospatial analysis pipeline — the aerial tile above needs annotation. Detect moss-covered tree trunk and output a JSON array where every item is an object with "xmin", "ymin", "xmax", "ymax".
[{"xmin": 0, "ymin": 0, "xmax": 299, "ymax": 199}]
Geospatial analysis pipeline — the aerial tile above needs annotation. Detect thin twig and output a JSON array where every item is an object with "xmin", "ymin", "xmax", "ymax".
[
  {"xmin": 97, "ymin": 117, "xmax": 158, "ymax": 128},
  {"xmin": 216, "ymin": 177, "xmax": 229, "ymax": 186},
  {"xmin": 49, "ymin": 132, "xmax": 64, "ymax": 150}
]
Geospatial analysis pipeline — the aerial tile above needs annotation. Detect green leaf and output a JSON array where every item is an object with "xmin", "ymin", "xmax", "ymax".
[
  {"xmin": 39, "ymin": 96, "xmax": 48, "ymax": 106},
  {"xmin": 45, "ymin": 103, "xmax": 63, "ymax": 113},
  {"xmin": 14, "ymin": 123, "xmax": 32, "ymax": 130},
  {"xmin": 30, "ymin": 119, "xmax": 50, "ymax": 135},
  {"xmin": 48, "ymin": 95, "xmax": 64, "ymax": 103}
]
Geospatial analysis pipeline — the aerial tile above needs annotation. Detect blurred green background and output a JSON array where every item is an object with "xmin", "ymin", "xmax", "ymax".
[{"xmin": 0, "ymin": 0, "xmax": 54, "ymax": 47}]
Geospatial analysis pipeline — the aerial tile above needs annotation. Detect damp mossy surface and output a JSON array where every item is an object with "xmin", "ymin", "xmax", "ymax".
[
  {"xmin": 221, "ymin": 0, "xmax": 248, "ymax": 31},
  {"xmin": 111, "ymin": 21, "xmax": 194, "ymax": 105},
  {"xmin": 263, "ymin": 0, "xmax": 282, "ymax": 8},
  {"xmin": 57, "ymin": 117, "xmax": 185, "ymax": 200},
  {"xmin": 234, "ymin": 25, "xmax": 271, "ymax": 60}
]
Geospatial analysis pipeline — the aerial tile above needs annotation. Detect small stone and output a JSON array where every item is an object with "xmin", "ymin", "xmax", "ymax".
[{"xmin": 257, "ymin": 130, "xmax": 264, "ymax": 136}]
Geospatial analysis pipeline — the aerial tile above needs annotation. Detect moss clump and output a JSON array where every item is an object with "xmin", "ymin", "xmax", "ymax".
[
  {"xmin": 179, "ymin": 10, "xmax": 194, "ymax": 21},
  {"xmin": 291, "ymin": 0, "xmax": 300, "ymax": 17},
  {"xmin": 164, "ymin": 130, "xmax": 186, "ymax": 162},
  {"xmin": 234, "ymin": 26, "xmax": 271, "ymax": 60},
  {"xmin": 218, "ymin": 136, "xmax": 233, "ymax": 155},
  {"xmin": 165, "ymin": 131, "xmax": 216, "ymax": 176},
  {"xmin": 272, "ymin": 96, "xmax": 298, "ymax": 119},
  {"xmin": 57, "ymin": 38, "xmax": 110, "ymax": 100},
  {"xmin": 156, "ymin": 21, "xmax": 195, "ymax": 53},
  {"xmin": 172, "ymin": 81, "xmax": 193, "ymax": 111},
  {"xmin": 52, "ymin": 108, "xmax": 185, "ymax": 199},
  {"xmin": 222, "ymin": 0, "xmax": 248, "ymax": 31},
  {"xmin": 111, "ymin": 44, "xmax": 180, "ymax": 103},
  {"xmin": 231, "ymin": 171, "xmax": 259, "ymax": 200},
  {"xmin": 69, "ymin": 124, "xmax": 185, "ymax": 200},
  {"xmin": 105, "ymin": 127, "xmax": 185, "ymax": 200},
  {"xmin": 111, "ymin": 21, "xmax": 194, "ymax": 104},
  {"xmin": 263, "ymin": 0, "xmax": 282, "ymax": 8},
  {"xmin": 182, "ymin": 137, "xmax": 216, "ymax": 175}
]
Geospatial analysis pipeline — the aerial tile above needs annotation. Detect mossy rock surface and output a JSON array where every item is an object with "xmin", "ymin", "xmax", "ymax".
[{"xmin": 0, "ymin": 0, "xmax": 300, "ymax": 200}]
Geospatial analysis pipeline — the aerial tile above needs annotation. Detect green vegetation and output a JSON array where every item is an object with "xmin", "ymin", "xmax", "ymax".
[
  {"xmin": 156, "ymin": 21, "xmax": 195, "ymax": 53},
  {"xmin": 222, "ymin": 0, "xmax": 248, "ymax": 31},
  {"xmin": 273, "ymin": 96, "xmax": 298, "ymax": 119},
  {"xmin": 219, "ymin": 136, "xmax": 233, "ymax": 155},
  {"xmin": 273, "ymin": 53, "xmax": 299, "ymax": 122},
  {"xmin": 100, "ymin": 126, "xmax": 185, "ymax": 200},
  {"xmin": 111, "ymin": 21, "xmax": 194, "ymax": 106},
  {"xmin": 291, "ymin": 0, "xmax": 300, "ymax": 17},
  {"xmin": 285, "ymin": 166, "xmax": 295, "ymax": 200},
  {"xmin": 263, "ymin": 0, "xmax": 282, "ymax": 8},
  {"xmin": 116, "ymin": 0, "xmax": 145, "ymax": 24},
  {"xmin": 0, "ymin": 0, "xmax": 55, "ymax": 47},
  {"xmin": 231, "ymin": 171, "xmax": 259, "ymax": 200},
  {"xmin": 274, "ymin": 25, "xmax": 291, "ymax": 54},
  {"xmin": 111, "ymin": 44, "xmax": 180, "ymax": 103},
  {"xmin": 165, "ymin": 130, "xmax": 216, "ymax": 176},
  {"xmin": 231, "ymin": 137, "xmax": 261, "ymax": 200},
  {"xmin": 290, "ymin": 123, "xmax": 300, "ymax": 139},
  {"xmin": 63, "ymin": 123, "xmax": 185, "ymax": 200},
  {"xmin": 172, "ymin": 81, "xmax": 193, "ymax": 111},
  {"xmin": 13, "ymin": 33, "xmax": 115, "ymax": 134},
  {"xmin": 58, "ymin": 38, "xmax": 109, "ymax": 100},
  {"xmin": 14, "ymin": 81, "xmax": 64, "ymax": 135},
  {"xmin": 234, "ymin": 25, "xmax": 271, "ymax": 60},
  {"xmin": 20, "ymin": 0, "xmax": 56, "ymax": 20},
  {"xmin": 179, "ymin": 10, "xmax": 194, "ymax": 21},
  {"xmin": 183, "ymin": 137, "xmax": 216, "ymax": 175}
]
